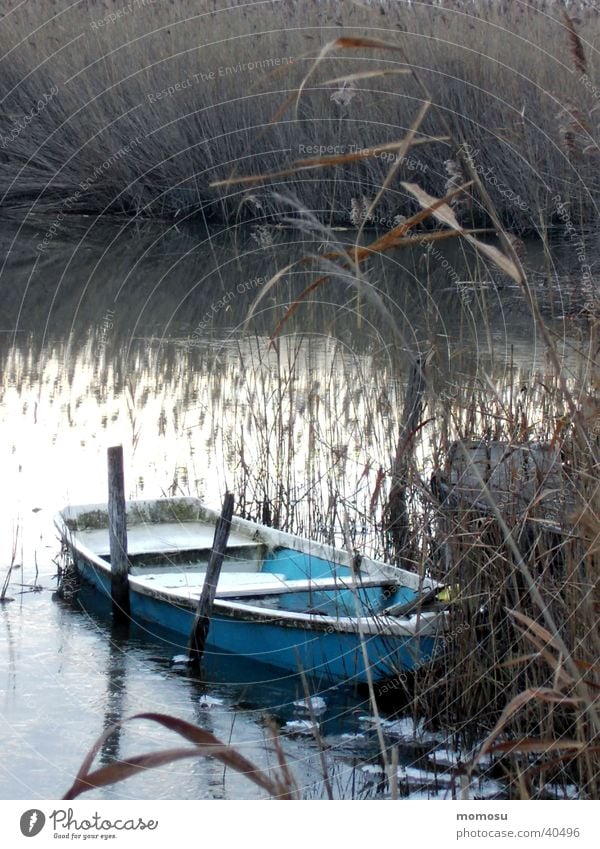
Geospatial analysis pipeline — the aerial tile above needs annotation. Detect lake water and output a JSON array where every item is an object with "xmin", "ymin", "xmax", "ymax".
[{"xmin": 0, "ymin": 215, "xmax": 588, "ymax": 799}]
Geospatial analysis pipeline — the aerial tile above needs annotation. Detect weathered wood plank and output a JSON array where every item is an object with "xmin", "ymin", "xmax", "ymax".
[{"xmin": 188, "ymin": 492, "xmax": 235, "ymax": 670}]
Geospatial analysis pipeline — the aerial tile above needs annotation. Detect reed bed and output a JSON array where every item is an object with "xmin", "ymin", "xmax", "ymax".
[
  {"xmin": 407, "ymin": 366, "xmax": 599, "ymax": 799},
  {"xmin": 164, "ymin": 292, "xmax": 599, "ymax": 796},
  {"xmin": 1, "ymin": 0, "xmax": 600, "ymax": 231}
]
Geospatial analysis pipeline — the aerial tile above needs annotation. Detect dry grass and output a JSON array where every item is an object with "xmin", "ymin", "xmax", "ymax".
[{"xmin": 0, "ymin": 0, "xmax": 599, "ymax": 230}]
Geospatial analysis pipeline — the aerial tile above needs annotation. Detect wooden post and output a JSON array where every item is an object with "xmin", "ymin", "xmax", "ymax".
[
  {"xmin": 189, "ymin": 492, "xmax": 234, "ymax": 670},
  {"xmin": 107, "ymin": 445, "xmax": 130, "ymax": 624},
  {"xmin": 386, "ymin": 354, "xmax": 427, "ymax": 562}
]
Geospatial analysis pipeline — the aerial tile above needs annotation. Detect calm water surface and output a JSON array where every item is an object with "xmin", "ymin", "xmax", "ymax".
[{"xmin": 0, "ymin": 216, "xmax": 587, "ymax": 799}]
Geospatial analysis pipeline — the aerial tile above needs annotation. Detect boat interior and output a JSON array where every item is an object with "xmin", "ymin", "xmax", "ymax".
[{"xmin": 63, "ymin": 504, "xmax": 432, "ymax": 618}]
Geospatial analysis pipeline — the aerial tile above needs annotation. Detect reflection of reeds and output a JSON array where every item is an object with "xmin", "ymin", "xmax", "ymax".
[
  {"xmin": 0, "ymin": 522, "xmax": 20, "ymax": 603},
  {"xmin": 3, "ymin": 0, "xmax": 598, "ymax": 794}
]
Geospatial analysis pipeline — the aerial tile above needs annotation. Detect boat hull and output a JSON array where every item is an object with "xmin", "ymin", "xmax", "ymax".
[{"xmin": 70, "ymin": 549, "xmax": 439, "ymax": 685}]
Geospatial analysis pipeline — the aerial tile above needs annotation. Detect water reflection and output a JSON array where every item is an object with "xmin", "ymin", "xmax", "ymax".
[
  {"xmin": 0, "ymin": 604, "xmax": 17, "ymax": 700},
  {"xmin": 99, "ymin": 628, "xmax": 129, "ymax": 766}
]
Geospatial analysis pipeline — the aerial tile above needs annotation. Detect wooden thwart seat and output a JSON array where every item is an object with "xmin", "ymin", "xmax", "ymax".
[{"xmin": 134, "ymin": 570, "xmax": 396, "ymax": 600}]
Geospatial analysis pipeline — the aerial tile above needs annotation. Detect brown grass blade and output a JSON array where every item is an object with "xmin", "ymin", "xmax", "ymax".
[
  {"xmin": 489, "ymin": 738, "xmax": 587, "ymax": 755},
  {"xmin": 387, "ymin": 230, "xmax": 485, "ymax": 248},
  {"xmin": 527, "ymin": 692, "xmax": 581, "ymax": 706},
  {"xmin": 65, "ymin": 747, "xmax": 236, "ymax": 799},
  {"xmin": 251, "ymin": 185, "xmax": 479, "ymax": 340},
  {"xmin": 464, "ymin": 237, "xmax": 523, "ymax": 284},
  {"xmin": 211, "ymin": 137, "xmax": 448, "ymax": 188},
  {"xmin": 355, "ymin": 100, "xmax": 432, "ymax": 249},
  {"xmin": 527, "ymin": 748, "xmax": 600, "ymax": 777},
  {"xmin": 266, "ymin": 254, "xmax": 408, "ymax": 348},
  {"xmin": 333, "ymin": 37, "xmax": 404, "ymax": 51},
  {"xmin": 509, "ymin": 609, "xmax": 599, "ymax": 691},
  {"xmin": 508, "ymin": 609, "xmax": 563, "ymax": 653},
  {"xmin": 63, "ymin": 712, "xmax": 286, "ymax": 800},
  {"xmin": 401, "ymin": 181, "xmax": 465, "ymax": 230},
  {"xmin": 320, "ymin": 69, "xmax": 411, "ymax": 86},
  {"xmin": 266, "ymin": 719, "xmax": 299, "ymax": 798},
  {"xmin": 358, "ymin": 184, "xmax": 472, "ymax": 260},
  {"xmin": 293, "ymin": 137, "xmax": 446, "ymax": 171},
  {"xmin": 212, "ymin": 36, "xmax": 406, "ymax": 190},
  {"xmin": 402, "ymin": 182, "xmax": 522, "ymax": 283},
  {"xmin": 508, "ymin": 630, "xmax": 574, "ymax": 691},
  {"xmin": 497, "ymin": 653, "xmax": 546, "ymax": 669}
]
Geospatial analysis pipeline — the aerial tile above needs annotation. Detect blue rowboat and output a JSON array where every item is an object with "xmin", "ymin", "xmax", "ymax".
[{"xmin": 55, "ymin": 497, "xmax": 446, "ymax": 685}]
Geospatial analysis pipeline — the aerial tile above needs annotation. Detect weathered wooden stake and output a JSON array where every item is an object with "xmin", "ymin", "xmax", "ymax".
[
  {"xmin": 189, "ymin": 492, "xmax": 234, "ymax": 670},
  {"xmin": 107, "ymin": 445, "xmax": 130, "ymax": 624},
  {"xmin": 386, "ymin": 354, "xmax": 427, "ymax": 561}
]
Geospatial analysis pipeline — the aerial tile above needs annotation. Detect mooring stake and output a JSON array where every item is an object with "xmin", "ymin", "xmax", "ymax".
[
  {"xmin": 189, "ymin": 491, "xmax": 234, "ymax": 671},
  {"xmin": 107, "ymin": 445, "xmax": 130, "ymax": 625},
  {"xmin": 386, "ymin": 353, "xmax": 427, "ymax": 560}
]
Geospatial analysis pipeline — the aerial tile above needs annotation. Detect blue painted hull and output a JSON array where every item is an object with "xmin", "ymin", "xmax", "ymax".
[{"xmin": 73, "ymin": 553, "xmax": 439, "ymax": 685}]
